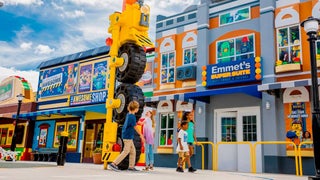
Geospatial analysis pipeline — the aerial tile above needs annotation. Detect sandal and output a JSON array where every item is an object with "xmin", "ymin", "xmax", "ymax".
[
  {"xmin": 149, "ymin": 165, "xmax": 154, "ymax": 170},
  {"xmin": 143, "ymin": 166, "xmax": 149, "ymax": 171}
]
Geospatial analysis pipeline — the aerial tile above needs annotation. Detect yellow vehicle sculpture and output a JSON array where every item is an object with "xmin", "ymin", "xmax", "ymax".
[{"xmin": 102, "ymin": 0, "xmax": 153, "ymax": 170}]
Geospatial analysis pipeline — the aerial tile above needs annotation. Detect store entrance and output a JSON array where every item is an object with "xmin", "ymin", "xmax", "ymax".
[{"xmin": 82, "ymin": 121, "xmax": 104, "ymax": 163}]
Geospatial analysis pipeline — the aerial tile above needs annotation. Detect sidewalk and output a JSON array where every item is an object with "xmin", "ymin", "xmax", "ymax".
[{"xmin": 0, "ymin": 161, "xmax": 308, "ymax": 180}]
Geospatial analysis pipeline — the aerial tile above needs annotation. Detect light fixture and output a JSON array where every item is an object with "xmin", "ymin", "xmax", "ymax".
[
  {"xmin": 198, "ymin": 106, "xmax": 202, "ymax": 115},
  {"xmin": 266, "ymin": 101, "xmax": 270, "ymax": 110},
  {"xmin": 301, "ymin": 16, "xmax": 320, "ymax": 178},
  {"xmin": 10, "ymin": 94, "xmax": 24, "ymax": 151}
]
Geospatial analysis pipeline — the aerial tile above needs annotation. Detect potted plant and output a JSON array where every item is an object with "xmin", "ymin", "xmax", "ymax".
[{"xmin": 92, "ymin": 148, "xmax": 102, "ymax": 164}]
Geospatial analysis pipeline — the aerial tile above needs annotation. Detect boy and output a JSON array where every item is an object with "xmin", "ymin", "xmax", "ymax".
[
  {"xmin": 176, "ymin": 121, "xmax": 196, "ymax": 173},
  {"xmin": 108, "ymin": 101, "xmax": 145, "ymax": 171}
]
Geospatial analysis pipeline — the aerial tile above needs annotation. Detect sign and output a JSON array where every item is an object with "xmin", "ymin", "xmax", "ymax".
[
  {"xmin": 70, "ymin": 90, "xmax": 107, "ymax": 106},
  {"xmin": 205, "ymin": 57, "xmax": 261, "ymax": 87},
  {"xmin": 0, "ymin": 80, "xmax": 13, "ymax": 101},
  {"xmin": 39, "ymin": 63, "xmax": 79, "ymax": 97}
]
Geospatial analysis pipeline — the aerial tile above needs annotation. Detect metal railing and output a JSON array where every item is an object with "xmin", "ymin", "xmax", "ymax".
[
  {"xmin": 298, "ymin": 141, "xmax": 313, "ymax": 176},
  {"xmin": 197, "ymin": 141, "xmax": 215, "ymax": 170},
  {"xmin": 252, "ymin": 141, "xmax": 299, "ymax": 176}
]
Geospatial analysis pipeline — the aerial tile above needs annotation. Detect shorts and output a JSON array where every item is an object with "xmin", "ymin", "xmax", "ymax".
[
  {"xmin": 187, "ymin": 142, "xmax": 193, "ymax": 146},
  {"xmin": 178, "ymin": 151, "xmax": 190, "ymax": 158}
]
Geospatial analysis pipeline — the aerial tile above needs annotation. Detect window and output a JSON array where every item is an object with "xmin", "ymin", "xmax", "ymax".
[
  {"xmin": 242, "ymin": 115, "xmax": 257, "ymax": 141},
  {"xmin": 183, "ymin": 47, "xmax": 197, "ymax": 65},
  {"xmin": 217, "ymin": 34, "xmax": 255, "ymax": 63},
  {"xmin": 219, "ymin": 7, "xmax": 250, "ymax": 26},
  {"xmin": 276, "ymin": 25, "xmax": 301, "ymax": 65},
  {"xmin": 159, "ymin": 113, "xmax": 174, "ymax": 146},
  {"xmin": 161, "ymin": 52, "xmax": 175, "ymax": 83},
  {"xmin": 221, "ymin": 117, "xmax": 237, "ymax": 142},
  {"xmin": 54, "ymin": 121, "xmax": 79, "ymax": 149},
  {"xmin": 0, "ymin": 128, "xmax": 8, "ymax": 145},
  {"xmin": 38, "ymin": 124, "xmax": 49, "ymax": 148}
]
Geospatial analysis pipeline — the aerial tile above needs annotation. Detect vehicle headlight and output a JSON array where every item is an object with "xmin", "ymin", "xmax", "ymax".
[{"xmin": 140, "ymin": 5, "xmax": 150, "ymax": 15}]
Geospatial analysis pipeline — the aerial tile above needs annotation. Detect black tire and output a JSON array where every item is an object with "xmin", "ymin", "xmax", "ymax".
[
  {"xmin": 117, "ymin": 130, "xmax": 142, "ymax": 170},
  {"xmin": 117, "ymin": 43, "xmax": 146, "ymax": 84},
  {"xmin": 113, "ymin": 83, "xmax": 145, "ymax": 124}
]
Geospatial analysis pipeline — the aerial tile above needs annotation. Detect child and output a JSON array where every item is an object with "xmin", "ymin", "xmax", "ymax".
[
  {"xmin": 108, "ymin": 101, "xmax": 145, "ymax": 171},
  {"xmin": 176, "ymin": 121, "xmax": 196, "ymax": 173},
  {"xmin": 142, "ymin": 109, "xmax": 156, "ymax": 171}
]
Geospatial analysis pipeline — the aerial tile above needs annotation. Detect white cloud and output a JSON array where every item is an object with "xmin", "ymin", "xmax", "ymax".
[
  {"xmin": 63, "ymin": 9, "xmax": 85, "ymax": 18},
  {"xmin": 0, "ymin": 66, "xmax": 39, "ymax": 92},
  {"xmin": 3, "ymin": 0, "xmax": 43, "ymax": 6},
  {"xmin": 20, "ymin": 42, "xmax": 32, "ymax": 50},
  {"xmin": 34, "ymin": 44, "xmax": 55, "ymax": 55}
]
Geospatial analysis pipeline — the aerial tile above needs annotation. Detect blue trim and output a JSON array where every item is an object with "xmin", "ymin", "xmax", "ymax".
[
  {"xmin": 184, "ymin": 84, "xmax": 261, "ymax": 103},
  {"xmin": 37, "ymin": 98, "xmax": 69, "ymax": 106},
  {"xmin": 156, "ymin": 21, "xmax": 197, "ymax": 34},
  {"xmin": 15, "ymin": 103, "xmax": 105, "ymax": 119}
]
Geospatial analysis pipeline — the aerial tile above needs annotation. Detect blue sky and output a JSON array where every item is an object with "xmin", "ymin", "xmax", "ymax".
[{"xmin": 0, "ymin": 0, "xmax": 198, "ymax": 91}]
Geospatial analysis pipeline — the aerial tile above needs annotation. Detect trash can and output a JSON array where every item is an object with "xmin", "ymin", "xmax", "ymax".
[{"xmin": 57, "ymin": 131, "xmax": 68, "ymax": 166}]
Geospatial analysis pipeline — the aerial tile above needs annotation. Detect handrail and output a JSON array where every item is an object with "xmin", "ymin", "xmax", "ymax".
[
  {"xmin": 198, "ymin": 141, "xmax": 215, "ymax": 170},
  {"xmin": 298, "ymin": 141, "xmax": 313, "ymax": 176},
  {"xmin": 253, "ymin": 141, "xmax": 299, "ymax": 176},
  {"xmin": 215, "ymin": 141, "xmax": 253, "ymax": 172}
]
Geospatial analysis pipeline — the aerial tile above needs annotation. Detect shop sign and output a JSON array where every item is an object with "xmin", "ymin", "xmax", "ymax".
[
  {"xmin": 0, "ymin": 80, "xmax": 13, "ymax": 101},
  {"xmin": 205, "ymin": 57, "xmax": 261, "ymax": 87},
  {"xmin": 70, "ymin": 90, "xmax": 107, "ymax": 106}
]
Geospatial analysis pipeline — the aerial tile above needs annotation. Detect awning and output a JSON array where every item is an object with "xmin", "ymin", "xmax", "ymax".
[
  {"xmin": 258, "ymin": 79, "xmax": 313, "ymax": 91},
  {"xmin": 184, "ymin": 84, "xmax": 261, "ymax": 103},
  {"xmin": 145, "ymin": 93, "xmax": 194, "ymax": 103},
  {"xmin": 13, "ymin": 103, "xmax": 106, "ymax": 119}
]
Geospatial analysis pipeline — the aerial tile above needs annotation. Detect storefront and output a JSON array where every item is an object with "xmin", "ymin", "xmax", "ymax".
[{"xmin": 0, "ymin": 76, "xmax": 36, "ymax": 160}]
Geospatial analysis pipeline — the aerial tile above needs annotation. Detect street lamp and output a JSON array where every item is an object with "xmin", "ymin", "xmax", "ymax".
[
  {"xmin": 10, "ymin": 94, "xmax": 24, "ymax": 151},
  {"xmin": 301, "ymin": 16, "xmax": 320, "ymax": 179}
]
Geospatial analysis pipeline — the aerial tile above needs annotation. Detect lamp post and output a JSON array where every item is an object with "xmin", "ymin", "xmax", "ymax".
[
  {"xmin": 10, "ymin": 94, "xmax": 24, "ymax": 151},
  {"xmin": 301, "ymin": 16, "xmax": 320, "ymax": 179}
]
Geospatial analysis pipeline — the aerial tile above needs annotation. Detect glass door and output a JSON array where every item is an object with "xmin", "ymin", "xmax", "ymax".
[{"xmin": 82, "ymin": 122, "xmax": 104, "ymax": 163}]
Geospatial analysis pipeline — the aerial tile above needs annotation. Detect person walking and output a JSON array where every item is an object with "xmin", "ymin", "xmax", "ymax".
[
  {"xmin": 108, "ymin": 101, "xmax": 145, "ymax": 171},
  {"xmin": 141, "ymin": 109, "xmax": 156, "ymax": 171},
  {"xmin": 176, "ymin": 121, "xmax": 196, "ymax": 173},
  {"xmin": 183, "ymin": 110, "xmax": 198, "ymax": 157}
]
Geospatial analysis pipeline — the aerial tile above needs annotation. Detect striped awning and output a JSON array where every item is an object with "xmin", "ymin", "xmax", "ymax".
[
  {"xmin": 258, "ymin": 79, "xmax": 314, "ymax": 91},
  {"xmin": 145, "ymin": 93, "xmax": 194, "ymax": 103}
]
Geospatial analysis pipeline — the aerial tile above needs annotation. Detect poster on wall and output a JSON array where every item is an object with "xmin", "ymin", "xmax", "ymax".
[
  {"xmin": 78, "ymin": 64, "xmax": 92, "ymax": 92},
  {"xmin": 92, "ymin": 61, "xmax": 107, "ymax": 91},
  {"xmin": 285, "ymin": 102, "xmax": 313, "ymax": 156},
  {"xmin": 137, "ymin": 61, "xmax": 153, "ymax": 87},
  {"xmin": 38, "ymin": 63, "xmax": 78, "ymax": 98},
  {"xmin": 0, "ymin": 80, "xmax": 13, "ymax": 101},
  {"xmin": 219, "ymin": 7, "xmax": 250, "ymax": 26},
  {"xmin": 54, "ymin": 124, "xmax": 66, "ymax": 147},
  {"xmin": 39, "ymin": 128, "xmax": 47, "ymax": 147}
]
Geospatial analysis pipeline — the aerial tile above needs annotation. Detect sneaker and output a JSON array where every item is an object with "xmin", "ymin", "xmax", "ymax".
[
  {"xmin": 188, "ymin": 167, "xmax": 197, "ymax": 173},
  {"xmin": 128, "ymin": 167, "xmax": 140, "ymax": 172},
  {"xmin": 176, "ymin": 166, "xmax": 184, "ymax": 172},
  {"xmin": 108, "ymin": 163, "xmax": 120, "ymax": 172}
]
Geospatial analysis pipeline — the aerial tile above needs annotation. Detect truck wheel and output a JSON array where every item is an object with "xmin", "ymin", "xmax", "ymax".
[
  {"xmin": 117, "ymin": 131, "xmax": 142, "ymax": 170},
  {"xmin": 117, "ymin": 43, "xmax": 146, "ymax": 84},
  {"xmin": 113, "ymin": 83, "xmax": 144, "ymax": 124}
]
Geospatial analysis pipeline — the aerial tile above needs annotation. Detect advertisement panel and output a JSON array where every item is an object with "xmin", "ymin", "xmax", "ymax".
[
  {"xmin": 38, "ymin": 63, "xmax": 78, "ymax": 98},
  {"xmin": 92, "ymin": 61, "xmax": 107, "ymax": 91},
  {"xmin": 70, "ymin": 90, "xmax": 107, "ymax": 106},
  {"xmin": 0, "ymin": 79, "xmax": 13, "ymax": 102},
  {"xmin": 78, "ymin": 64, "xmax": 93, "ymax": 93}
]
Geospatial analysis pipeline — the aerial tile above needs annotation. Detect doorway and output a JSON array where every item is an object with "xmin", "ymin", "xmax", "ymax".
[
  {"xmin": 82, "ymin": 121, "xmax": 104, "ymax": 163},
  {"xmin": 215, "ymin": 107, "xmax": 262, "ymax": 172}
]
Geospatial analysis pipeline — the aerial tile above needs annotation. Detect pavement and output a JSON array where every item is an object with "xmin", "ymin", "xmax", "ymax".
[{"xmin": 0, "ymin": 161, "xmax": 309, "ymax": 180}]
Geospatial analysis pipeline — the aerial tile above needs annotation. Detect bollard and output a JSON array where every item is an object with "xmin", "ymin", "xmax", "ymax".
[{"xmin": 57, "ymin": 131, "xmax": 68, "ymax": 166}]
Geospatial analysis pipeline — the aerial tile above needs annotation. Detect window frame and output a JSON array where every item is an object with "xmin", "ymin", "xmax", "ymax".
[
  {"xmin": 183, "ymin": 46, "xmax": 197, "ymax": 65},
  {"xmin": 219, "ymin": 6, "xmax": 251, "ymax": 27},
  {"xmin": 160, "ymin": 51, "xmax": 176, "ymax": 84},
  {"xmin": 216, "ymin": 33, "xmax": 255, "ymax": 63},
  {"xmin": 276, "ymin": 24, "xmax": 302, "ymax": 65},
  {"xmin": 159, "ymin": 113, "xmax": 175, "ymax": 147}
]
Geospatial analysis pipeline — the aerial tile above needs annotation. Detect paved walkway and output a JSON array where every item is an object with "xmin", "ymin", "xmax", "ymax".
[{"xmin": 0, "ymin": 161, "xmax": 308, "ymax": 180}]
